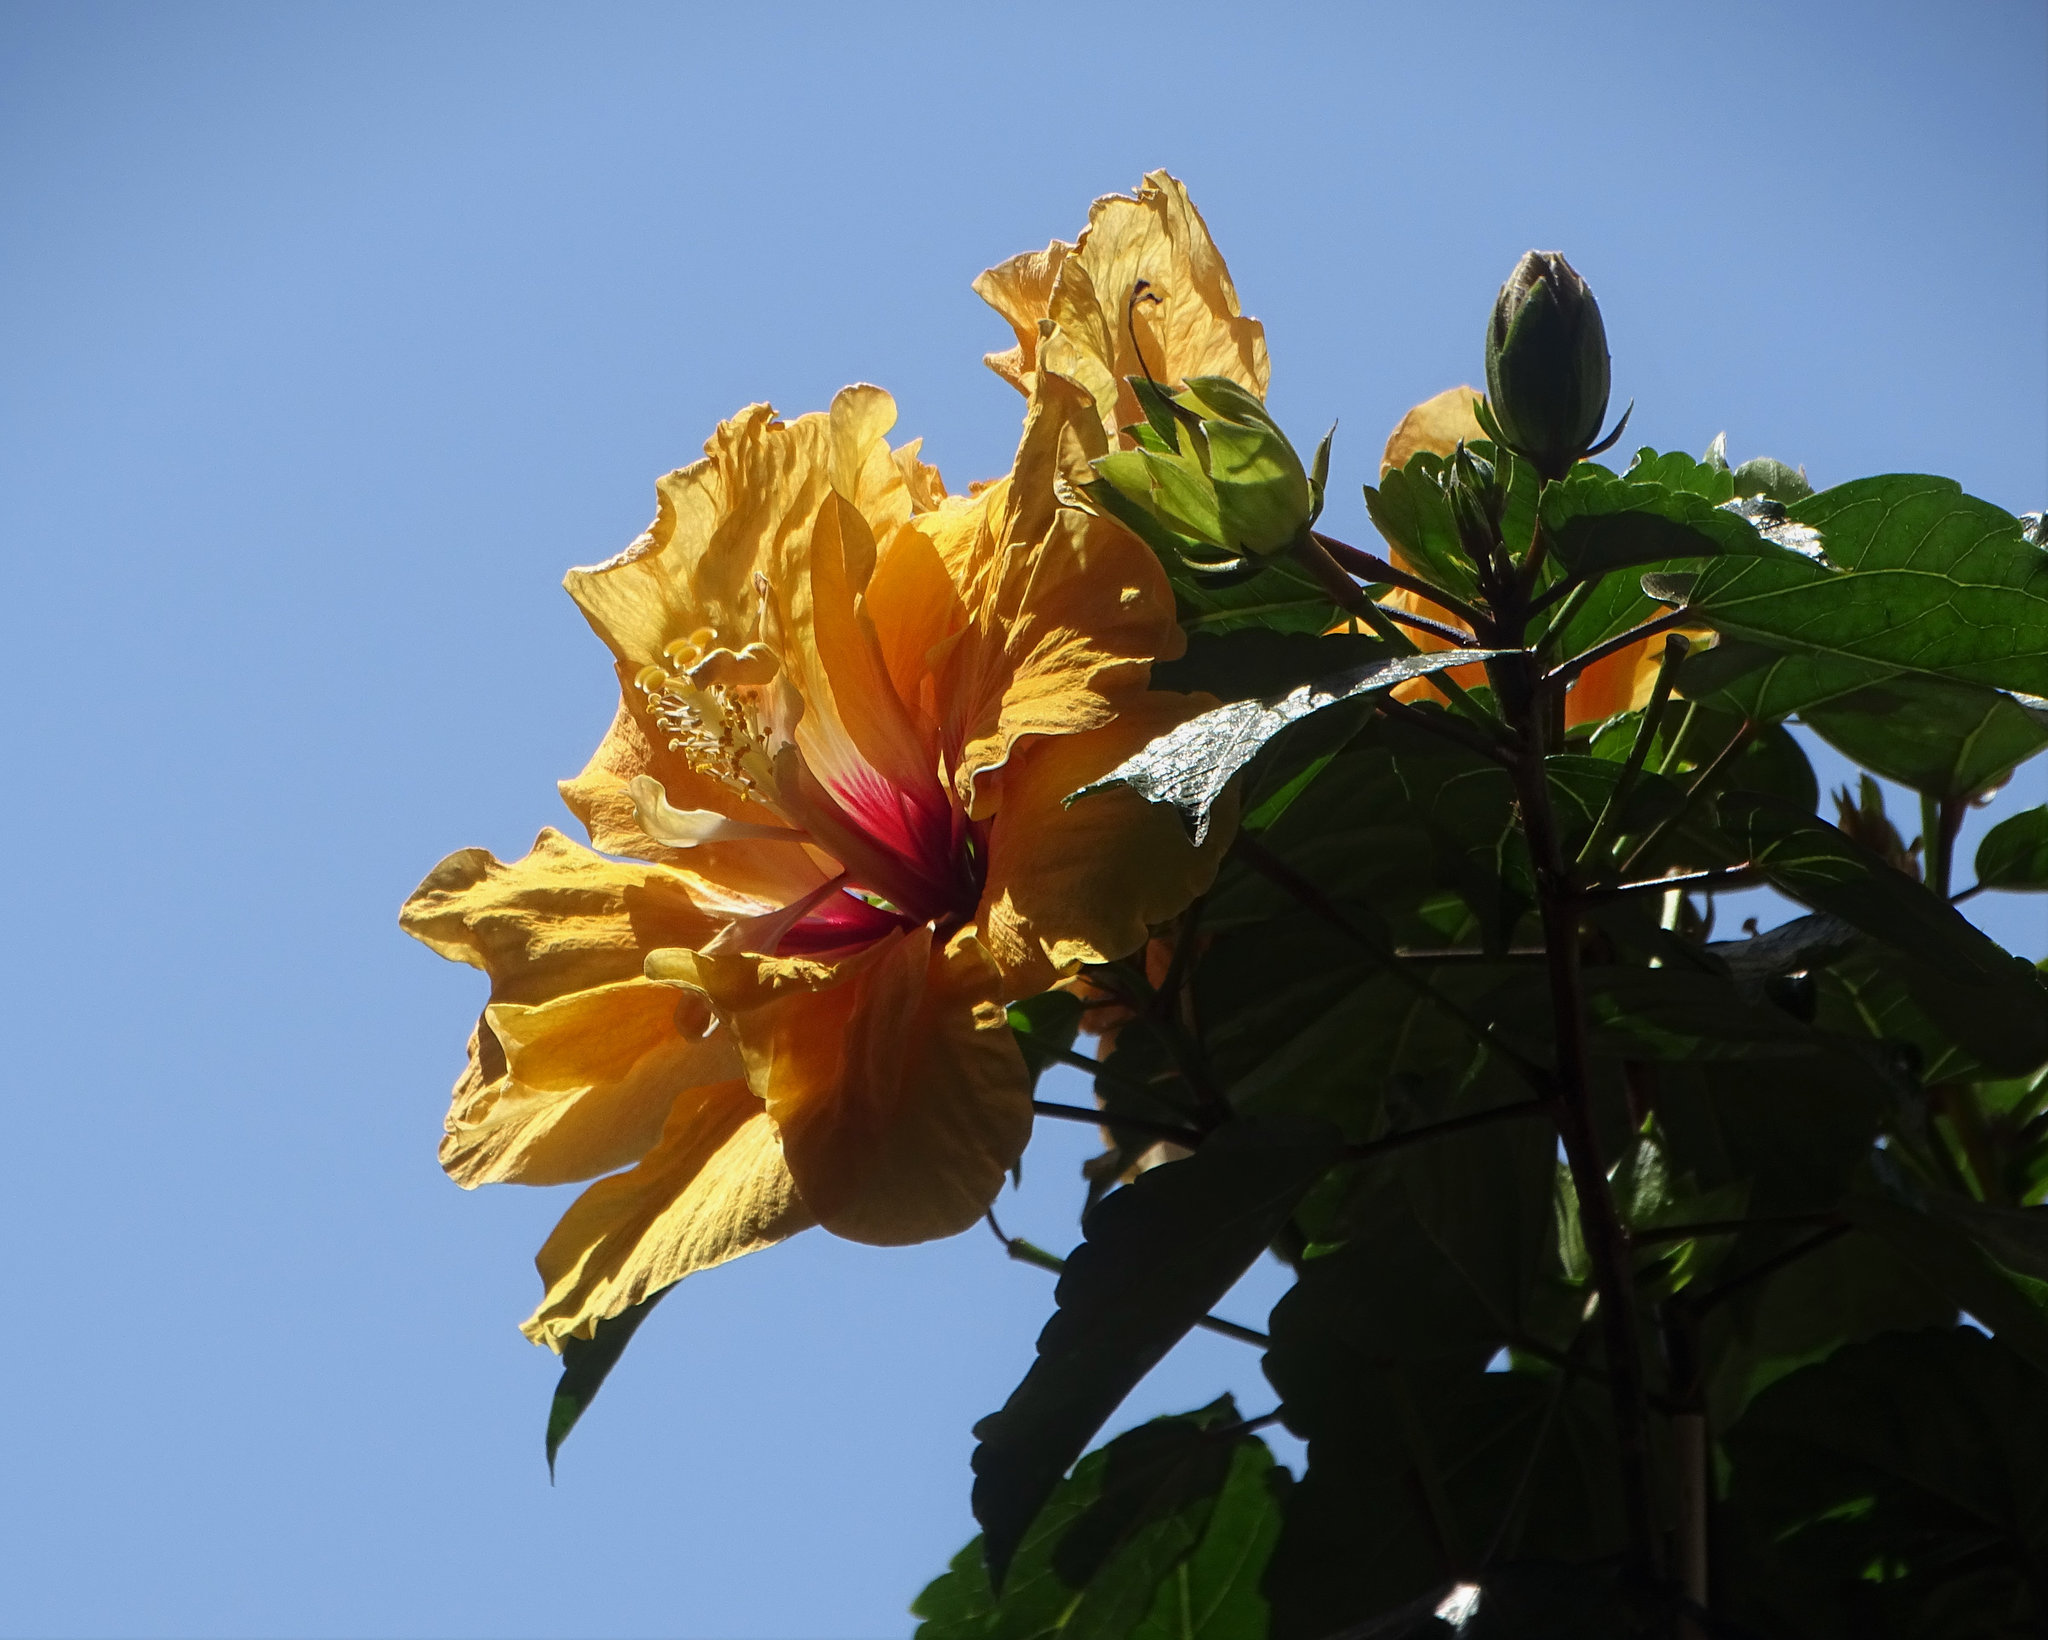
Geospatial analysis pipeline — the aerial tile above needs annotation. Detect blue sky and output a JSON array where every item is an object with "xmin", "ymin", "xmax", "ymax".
[{"xmin": 1, "ymin": 3, "xmax": 2043, "ymax": 1636}]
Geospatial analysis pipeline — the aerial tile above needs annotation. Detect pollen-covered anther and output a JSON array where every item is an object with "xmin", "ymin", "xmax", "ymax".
[{"xmin": 633, "ymin": 655, "xmax": 781, "ymax": 803}]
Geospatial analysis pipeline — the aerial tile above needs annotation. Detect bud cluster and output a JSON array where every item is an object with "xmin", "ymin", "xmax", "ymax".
[{"xmin": 1086, "ymin": 375, "xmax": 1329, "ymax": 568}]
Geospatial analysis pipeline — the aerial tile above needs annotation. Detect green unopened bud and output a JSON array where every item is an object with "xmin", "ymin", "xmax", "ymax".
[
  {"xmin": 1085, "ymin": 375, "xmax": 1320, "ymax": 563},
  {"xmin": 1443, "ymin": 442, "xmax": 1503, "ymax": 563},
  {"xmin": 1485, "ymin": 251, "xmax": 1611, "ymax": 480}
]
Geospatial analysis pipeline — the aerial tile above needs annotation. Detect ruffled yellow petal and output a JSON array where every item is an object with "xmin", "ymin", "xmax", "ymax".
[
  {"xmin": 399, "ymin": 830, "xmax": 750, "ymax": 1187},
  {"xmin": 648, "ymin": 928, "xmax": 1029, "ymax": 1245},
  {"xmin": 565, "ymin": 386, "xmax": 917, "ymax": 676},
  {"xmin": 977, "ymin": 691, "xmax": 1234, "ymax": 996},
  {"xmin": 910, "ymin": 376, "xmax": 1185, "ymax": 810},
  {"xmin": 975, "ymin": 171, "xmax": 1269, "ymax": 437},
  {"xmin": 399, "ymin": 827, "xmax": 725, "ymax": 1006},
  {"xmin": 522, "ymin": 1078, "xmax": 813, "ymax": 1348}
]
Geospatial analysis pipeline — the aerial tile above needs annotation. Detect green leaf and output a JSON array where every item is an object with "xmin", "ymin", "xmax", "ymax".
[
  {"xmin": 1730, "ymin": 454, "xmax": 1813, "ymax": 504},
  {"xmin": 916, "ymin": 1405, "xmax": 1286, "ymax": 1640},
  {"xmin": 1621, "ymin": 446, "xmax": 1736, "ymax": 502},
  {"xmin": 1803, "ymin": 678, "xmax": 2048, "ymax": 800},
  {"xmin": 544, "ymin": 1286, "xmax": 667, "ymax": 1476},
  {"xmin": 1677, "ymin": 475, "xmax": 2048, "ymax": 696},
  {"xmin": 1070, "ymin": 650, "xmax": 1511, "ymax": 846},
  {"xmin": 1977, "ymin": 806, "xmax": 2048, "ymax": 892},
  {"xmin": 1677, "ymin": 636, "xmax": 1897, "ymax": 721},
  {"xmin": 1538, "ymin": 466, "xmax": 1778, "ymax": 576},
  {"xmin": 1129, "ymin": 1436, "xmax": 1287, "ymax": 1640},
  {"xmin": 1720, "ymin": 791, "xmax": 2048, "ymax": 1073},
  {"xmin": 1724, "ymin": 1329, "xmax": 2048, "ymax": 1638},
  {"xmin": 971, "ymin": 1117, "xmax": 1343, "ymax": 1586},
  {"xmin": 1363, "ymin": 451, "xmax": 1481, "ymax": 599},
  {"xmin": 1010, "ymin": 992, "xmax": 1085, "ymax": 1088}
]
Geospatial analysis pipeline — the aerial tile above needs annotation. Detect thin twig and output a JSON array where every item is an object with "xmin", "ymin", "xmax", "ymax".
[
  {"xmin": 1377, "ymin": 605, "xmax": 1485, "ymax": 648},
  {"xmin": 1310, "ymin": 530, "xmax": 1493, "ymax": 635},
  {"xmin": 1348, "ymin": 1099, "xmax": 1548, "ymax": 1163},
  {"xmin": 1614, "ymin": 719, "xmax": 1757, "ymax": 881},
  {"xmin": 1546, "ymin": 609, "xmax": 1696, "ymax": 689},
  {"xmin": 1376, "ymin": 696, "xmax": 1517, "ymax": 769},
  {"xmin": 1033, "ymin": 1042, "xmax": 1162, "ymax": 1102},
  {"xmin": 1585, "ymin": 864, "xmax": 1759, "ymax": 901},
  {"xmin": 1684, "ymin": 1222, "xmax": 1851, "ymax": 1315},
  {"xmin": 1030, "ymin": 1099, "xmax": 1205, "ymax": 1152},
  {"xmin": 1633, "ymin": 1213, "xmax": 1839, "ymax": 1245}
]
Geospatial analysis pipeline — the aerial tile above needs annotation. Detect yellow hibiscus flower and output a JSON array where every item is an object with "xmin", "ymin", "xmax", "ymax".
[{"xmin": 400, "ymin": 174, "xmax": 1261, "ymax": 1351}]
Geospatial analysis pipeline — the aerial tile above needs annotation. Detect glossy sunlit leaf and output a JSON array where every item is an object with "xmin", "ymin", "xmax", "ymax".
[
  {"xmin": 971, "ymin": 1118, "xmax": 1343, "ymax": 1586},
  {"xmin": 1071, "ymin": 651, "xmax": 1511, "ymax": 845},
  {"xmin": 1673, "ymin": 475, "xmax": 2048, "ymax": 695}
]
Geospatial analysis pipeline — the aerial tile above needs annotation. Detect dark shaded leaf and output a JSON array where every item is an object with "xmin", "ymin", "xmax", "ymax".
[
  {"xmin": 915, "ymin": 1403, "xmax": 1285, "ymax": 1640},
  {"xmin": 1845, "ymin": 1177, "xmax": 2048, "ymax": 1375},
  {"xmin": 972, "ymin": 1118, "xmax": 1343, "ymax": 1585},
  {"xmin": 1071, "ymin": 652, "xmax": 1510, "ymax": 846},
  {"xmin": 1724, "ymin": 1328, "xmax": 2048, "ymax": 1639},
  {"xmin": 544, "ymin": 1286, "xmax": 667, "ymax": 1475},
  {"xmin": 1674, "ymin": 635, "xmax": 1896, "ymax": 721},
  {"xmin": 1977, "ymin": 806, "xmax": 2048, "ymax": 892},
  {"xmin": 1150, "ymin": 630, "xmax": 1392, "ymax": 704},
  {"xmin": 1581, "ymin": 964, "xmax": 1819, "ymax": 1060},
  {"xmin": 1720, "ymin": 791, "xmax": 2048, "ymax": 1073},
  {"xmin": 1803, "ymin": 677, "xmax": 2048, "ymax": 800}
]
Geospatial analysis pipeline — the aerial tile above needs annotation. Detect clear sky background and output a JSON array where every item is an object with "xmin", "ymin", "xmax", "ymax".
[{"xmin": 2, "ymin": 3, "xmax": 2043, "ymax": 1636}]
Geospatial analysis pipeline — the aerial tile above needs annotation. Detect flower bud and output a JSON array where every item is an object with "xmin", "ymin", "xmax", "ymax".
[
  {"xmin": 1443, "ymin": 442, "xmax": 1503, "ymax": 563},
  {"xmin": 1485, "ymin": 251, "xmax": 1611, "ymax": 480},
  {"xmin": 1086, "ymin": 375, "xmax": 1319, "ymax": 563}
]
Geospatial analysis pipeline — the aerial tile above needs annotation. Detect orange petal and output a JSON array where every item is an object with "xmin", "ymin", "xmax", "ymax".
[
  {"xmin": 399, "ymin": 827, "xmax": 725, "ymax": 1006},
  {"xmin": 977, "ymin": 690, "xmax": 1234, "ymax": 996},
  {"xmin": 522, "ymin": 1079, "xmax": 813, "ymax": 1348},
  {"xmin": 649, "ymin": 930, "xmax": 1030, "ymax": 1245},
  {"xmin": 1381, "ymin": 385, "xmax": 1487, "ymax": 476}
]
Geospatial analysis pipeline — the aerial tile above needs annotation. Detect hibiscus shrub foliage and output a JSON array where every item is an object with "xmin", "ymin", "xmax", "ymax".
[{"xmin": 405, "ymin": 176, "xmax": 2048, "ymax": 1638}]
